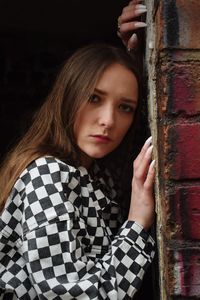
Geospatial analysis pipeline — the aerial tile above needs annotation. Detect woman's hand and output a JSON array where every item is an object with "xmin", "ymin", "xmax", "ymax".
[
  {"xmin": 128, "ymin": 136, "xmax": 155, "ymax": 230},
  {"xmin": 117, "ymin": 0, "xmax": 147, "ymax": 51}
]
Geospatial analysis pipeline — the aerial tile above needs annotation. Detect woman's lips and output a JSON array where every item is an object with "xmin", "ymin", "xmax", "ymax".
[{"xmin": 90, "ymin": 135, "xmax": 112, "ymax": 143}]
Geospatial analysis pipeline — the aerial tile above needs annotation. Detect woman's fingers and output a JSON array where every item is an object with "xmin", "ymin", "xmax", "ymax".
[
  {"xmin": 120, "ymin": 21, "xmax": 147, "ymax": 35},
  {"xmin": 117, "ymin": 1, "xmax": 147, "ymax": 49},
  {"xmin": 134, "ymin": 143, "xmax": 153, "ymax": 183},
  {"xmin": 121, "ymin": 4, "xmax": 147, "ymax": 21},
  {"xmin": 127, "ymin": 33, "xmax": 138, "ymax": 50},
  {"xmin": 144, "ymin": 159, "xmax": 156, "ymax": 191},
  {"xmin": 128, "ymin": 0, "xmax": 143, "ymax": 7},
  {"xmin": 134, "ymin": 136, "xmax": 152, "ymax": 170},
  {"xmin": 128, "ymin": 137, "xmax": 155, "ymax": 230},
  {"xmin": 119, "ymin": 5, "xmax": 147, "ymax": 32}
]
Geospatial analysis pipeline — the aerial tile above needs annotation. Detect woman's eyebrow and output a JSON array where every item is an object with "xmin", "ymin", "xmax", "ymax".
[
  {"xmin": 121, "ymin": 98, "xmax": 137, "ymax": 105},
  {"xmin": 93, "ymin": 88, "xmax": 107, "ymax": 95},
  {"xmin": 94, "ymin": 88, "xmax": 137, "ymax": 104}
]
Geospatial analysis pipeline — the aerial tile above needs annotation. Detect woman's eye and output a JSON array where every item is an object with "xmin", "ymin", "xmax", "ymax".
[
  {"xmin": 88, "ymin": 94, "xmax": 100, "ymax": 103},
  {"xmin": 119, "ymin": 104, "xmax": 135, "ymax": 113}
]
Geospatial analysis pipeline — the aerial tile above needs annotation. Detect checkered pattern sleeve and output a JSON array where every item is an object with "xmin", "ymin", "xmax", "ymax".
[{"xmin": 1, "ymin": 157, "xmax": 155, "ymax": 299}]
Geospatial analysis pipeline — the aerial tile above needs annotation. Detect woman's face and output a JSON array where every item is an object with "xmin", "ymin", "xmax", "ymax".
[{"xmin": 74, "ymin": 63, "xmax": 138, "ymax": 168}]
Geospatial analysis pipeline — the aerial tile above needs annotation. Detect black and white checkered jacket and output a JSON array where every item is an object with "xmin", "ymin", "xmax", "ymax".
[{"xmin": 0, "ymin": 156, "xmax": 155, "ymax": 299}]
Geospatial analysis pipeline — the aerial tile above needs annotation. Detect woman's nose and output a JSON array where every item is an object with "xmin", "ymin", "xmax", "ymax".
[{"xmin": 98, "ymin": 106, "xmax": 115, "ymax": 128}]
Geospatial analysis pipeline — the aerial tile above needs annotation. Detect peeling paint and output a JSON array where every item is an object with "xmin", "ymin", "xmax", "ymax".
[{"xmin": 174, "ymin": 252, "xmax": 185, "ymax": 295}]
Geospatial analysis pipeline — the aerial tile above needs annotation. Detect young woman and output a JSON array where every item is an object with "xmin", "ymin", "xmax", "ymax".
[
  {"xmin": 0, "ymin": 43, "xmax": 155, "ymax": 300},
  {"xmin": 1, "ymin": 3, "xmax": 153, "ymax": 300}
]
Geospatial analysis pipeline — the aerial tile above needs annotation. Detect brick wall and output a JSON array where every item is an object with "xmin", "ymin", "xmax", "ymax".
[{"xmin": 146, "ymin": 0, "xmax": 200, "ymax": 299}]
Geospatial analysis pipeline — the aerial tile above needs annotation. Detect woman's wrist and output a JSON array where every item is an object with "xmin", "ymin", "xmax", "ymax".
[{"xmin": 128, "ymin": 213, "xmax": 153, "ymax": 231}]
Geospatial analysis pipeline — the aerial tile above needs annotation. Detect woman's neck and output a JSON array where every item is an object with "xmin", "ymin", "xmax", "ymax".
[{"xmin": 79, "ymin": 152, "xmax": 94, "ymax": 169}]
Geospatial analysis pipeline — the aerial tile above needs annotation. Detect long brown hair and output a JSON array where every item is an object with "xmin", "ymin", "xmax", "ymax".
[{"xmin": 0, "ymin": 43, "xmax": 141, "ymax": 211}]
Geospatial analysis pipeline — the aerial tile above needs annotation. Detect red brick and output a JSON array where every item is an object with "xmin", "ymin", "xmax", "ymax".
[
  {"xmin": 168, "ymin": 187, "xmax": 200, "ymax": 240},
  {"xmin": 169, "ymin": 64, "xmax": 200, "ymax": 116},
  {"xmin": 177, "ymin": 0, "xmax": 200, "ymax": 49},
  {"xmin": 156, "ymin": 0, "xmax": 200, "ymax": 50},
  {"xmin": 156, "ymin": 63, "xmax": 200, "ymax": 117},
  {"xmin": 168, "ymin": 124, "xmax": 200, "ymax": 179}
]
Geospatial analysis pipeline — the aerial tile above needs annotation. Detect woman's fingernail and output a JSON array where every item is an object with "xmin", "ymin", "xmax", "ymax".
[
  {"xmin": 135, "ymin": 8, "xmax": 147, "ymax": 14},
  {"xmin": 134, "ymin": 22, "xmax": 147, "ymax": 28},
  {"xmin": 145, "ymin": 136, "xmax": 152, "ymax": 145},
  {"xmin": 144, "ymin": 145, "xmax": 153, "ymax": 158},
  {"xmin": 150, "ymin": 159, "xmax": 156, "ymax": 169},
  {"xmin": 129, "ymin": 33, "xmax": 138, "ymax": 45},
  {"xmin": 135, "ymin": 4, "xmax": 147, "ymax": 10},
  {"xmin": 145, "ymin": 145, "xmax": 153, "ymax": 157}
]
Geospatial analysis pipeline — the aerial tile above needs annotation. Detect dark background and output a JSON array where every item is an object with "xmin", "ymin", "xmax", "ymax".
[{"xmin": 0, "ymin": 1, "xmax": 156, "ymax": 299}]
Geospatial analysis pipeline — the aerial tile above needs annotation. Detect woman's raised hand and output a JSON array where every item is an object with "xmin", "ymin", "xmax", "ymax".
[
  {"xmin": 128, "ymin": 136, "xmax": 155, "ymax": 230},
  {"xmin": 117, "ymin": 0, "xmax": 147, "ymax": 51}
]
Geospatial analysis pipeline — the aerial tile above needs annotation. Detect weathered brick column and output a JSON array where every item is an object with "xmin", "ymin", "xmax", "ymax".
[{"xmin": 145, "ymin": 1, "xmax": 200, "ymax": 299}]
